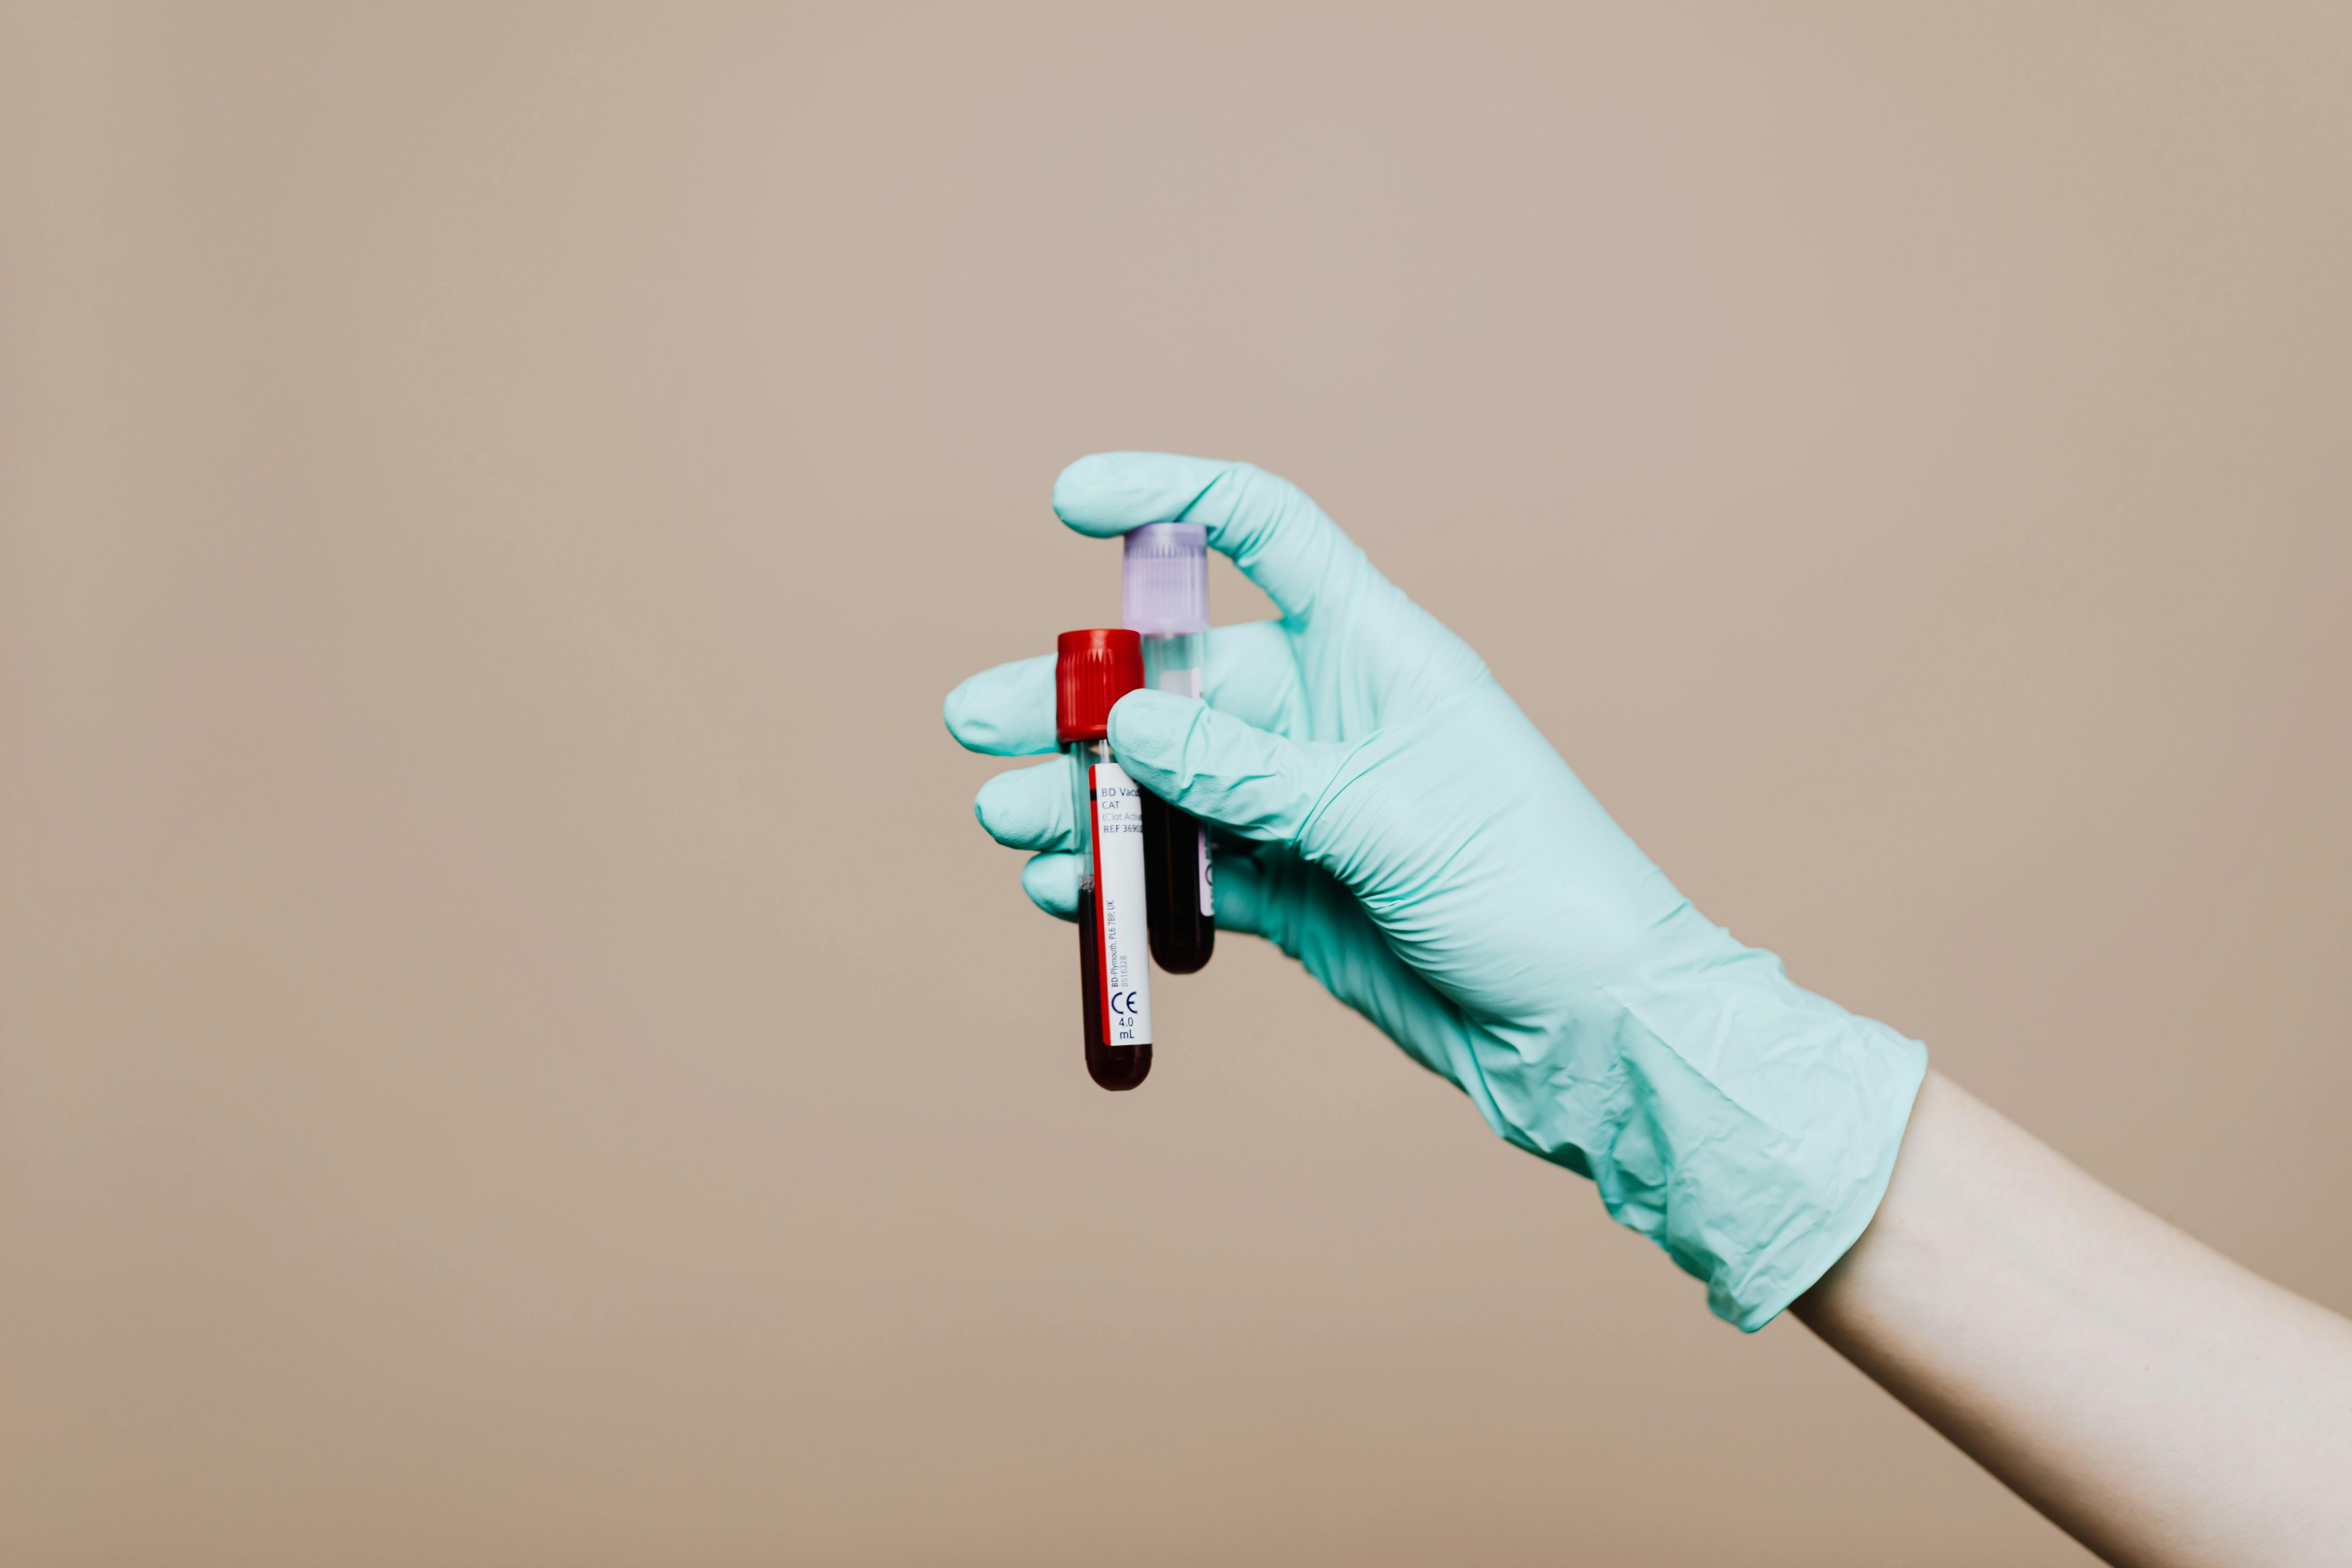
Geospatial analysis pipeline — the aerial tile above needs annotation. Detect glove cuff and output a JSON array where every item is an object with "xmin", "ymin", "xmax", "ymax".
[
  {"xmin": 1597, "ymin": 961, "xmax": 1926, "ymax": 1330},
  {"xmin": 1447, "ymin": 945, "xmax": 1926, "ymax": 1332}
]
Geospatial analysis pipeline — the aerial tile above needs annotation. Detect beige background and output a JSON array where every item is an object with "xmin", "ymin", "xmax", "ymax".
[{"xmin": 4, "ymin": 5, "xmax": 2348, "ymax": 1564}]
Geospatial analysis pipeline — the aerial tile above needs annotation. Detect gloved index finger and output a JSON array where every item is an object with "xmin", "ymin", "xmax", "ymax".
[
  {"xmin": 1052, "ymin": 452, "xmax": 1378, "ymax": 631},
  {"xmin": 943, "ymin": 652, "xmax": 1057, "ymax": 756}
]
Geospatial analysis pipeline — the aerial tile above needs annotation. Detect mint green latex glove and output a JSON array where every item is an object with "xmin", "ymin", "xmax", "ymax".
[{"xmin": 944, "ymin": 452, "xmax": 1926, "ymax": 1330}]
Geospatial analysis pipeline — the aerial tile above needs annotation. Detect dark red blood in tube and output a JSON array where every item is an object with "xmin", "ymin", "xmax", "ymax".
[
  {"xmin": 1142, "ymin": 789, "xmax": 1214, "ymax": 974},
  {"xmin": 1079, "ymin": 889, "xmax": 1150, "ymax": 1091}
]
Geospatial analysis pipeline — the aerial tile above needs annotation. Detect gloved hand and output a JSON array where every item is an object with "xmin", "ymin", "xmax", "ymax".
[{"xmin": 944, "ymin": 452, "xmax": 1926, "ymax": 1329}]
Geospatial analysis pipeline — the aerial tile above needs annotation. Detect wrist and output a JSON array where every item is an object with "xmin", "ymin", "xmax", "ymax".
[{"xmin": 1559, "ymin": 957, "xmax": 1928, "ymax": 1329}]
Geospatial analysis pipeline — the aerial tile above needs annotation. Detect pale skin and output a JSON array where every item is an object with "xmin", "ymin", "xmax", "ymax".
[{"xmin": 1796, "ymin": 1071, "xmax": 2352, "ymax": 1566}]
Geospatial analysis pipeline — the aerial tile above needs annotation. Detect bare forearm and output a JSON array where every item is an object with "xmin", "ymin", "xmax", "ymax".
[{"xmin": 1794, "ymin": 1071, "xmax": 2352, "ymax": 1566}]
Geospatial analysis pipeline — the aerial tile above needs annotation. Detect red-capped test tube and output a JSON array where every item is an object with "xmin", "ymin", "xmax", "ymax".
[{"xmin": 1057, "ymin": 629, "xmax": 1153, "ymax": 1091}]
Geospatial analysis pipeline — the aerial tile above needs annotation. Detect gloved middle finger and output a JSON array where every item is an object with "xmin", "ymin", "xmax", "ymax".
[
  {"xmin": 943, "ymin": 652, "xmax": 1057, "ymax": 757},
  {"xmin": 973, "ymin": 759, "xmax": 1075, "ymax": 852}
]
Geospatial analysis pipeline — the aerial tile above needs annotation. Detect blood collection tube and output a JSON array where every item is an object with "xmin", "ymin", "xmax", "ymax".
[
  {"xmin": 1121, "ymin": 523, "xmax": 1216, "ymax": 974},
  {"xmin": 1057, "ymin": 629, "xmax": 1153, "ymax": 1091}
]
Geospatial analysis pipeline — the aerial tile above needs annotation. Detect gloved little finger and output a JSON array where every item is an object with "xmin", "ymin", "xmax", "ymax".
[
  {"xmin": 973, "ymin": 760, "xmax": 1074, "ymax": 852},
  {"xmin": 1021, "ymin": 852, "xmax": 1083, "ymax": 920}
]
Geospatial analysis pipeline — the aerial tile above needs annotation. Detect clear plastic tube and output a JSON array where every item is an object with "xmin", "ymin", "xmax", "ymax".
[
  {"xmin": 1123, "ymin": 525, "xmax": 1215, "ymax": 974},
  {"xmin": 1066, "ymin": 735, "xmax": 1152, "ymax": 1090}
]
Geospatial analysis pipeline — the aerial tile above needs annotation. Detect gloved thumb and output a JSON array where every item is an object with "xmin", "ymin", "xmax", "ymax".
[{"xmin": 1107, "ymin": 690, "xmax": 1343, "ymax": 846}]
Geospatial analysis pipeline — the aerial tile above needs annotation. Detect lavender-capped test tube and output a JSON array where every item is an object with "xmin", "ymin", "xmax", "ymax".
[{"xmin": 1122, "ymin": 523, "xmax": 1215, "ymax": 974}]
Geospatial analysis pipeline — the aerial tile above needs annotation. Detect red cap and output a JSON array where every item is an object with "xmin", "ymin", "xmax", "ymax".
[{"xmin": 1056, "ymin": 628, "xmax": 1144, "ymax": 744}]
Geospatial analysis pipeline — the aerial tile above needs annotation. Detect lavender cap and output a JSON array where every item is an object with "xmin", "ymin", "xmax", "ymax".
[{"xmin": 1121, "ymin": 522, "xmax": 1209, "ymax": 635}]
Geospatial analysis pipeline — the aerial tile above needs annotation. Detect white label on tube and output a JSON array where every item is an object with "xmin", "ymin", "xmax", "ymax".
[
  {"xmin": 1199, "ymin": 825, "xmax": 1214, "ymax": 916},
  {"xmin": 1090, "ymin": 762, "xmax": 1153, "ymax": 1046},
  {"xmin": 1153, "ymin": 665, "xmax": 1212, "ymax": 916}
]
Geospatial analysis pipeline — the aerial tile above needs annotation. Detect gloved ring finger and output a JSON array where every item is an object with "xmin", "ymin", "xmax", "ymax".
[{"xmin": 1021, "ymin": 852, "xmax": 1083, "ymax": 920}]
